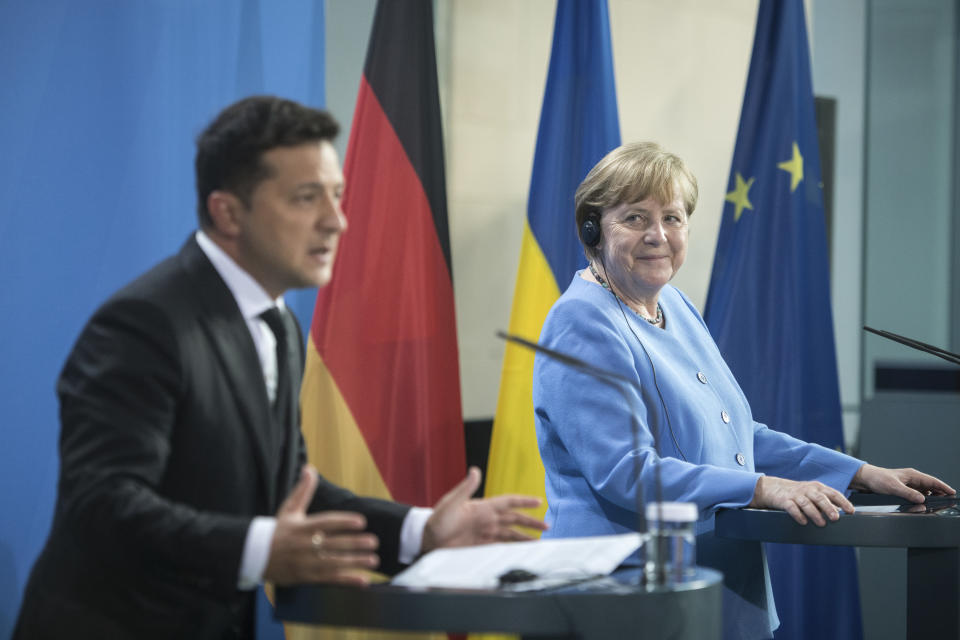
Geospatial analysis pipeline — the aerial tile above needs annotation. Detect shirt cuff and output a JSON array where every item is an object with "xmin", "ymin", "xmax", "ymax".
[
  {"xmin": 398, "ymin": 507, "xmax": 433, "ymax": 565},
  {"xmin": 238, "ymin": 516, "xmax": 277, "ymax": 590}
]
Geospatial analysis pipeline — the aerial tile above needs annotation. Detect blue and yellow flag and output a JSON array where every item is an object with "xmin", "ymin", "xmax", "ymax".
[
  {"xmin": 704, "ymin": 2, "xmax": 862, "ymax": 638},
  {"xmin": 485, "ymin": 0, "xmax": 620, "ymax": 509}
]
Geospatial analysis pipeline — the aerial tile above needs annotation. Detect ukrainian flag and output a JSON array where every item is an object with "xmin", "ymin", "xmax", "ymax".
[{"xmin": 485, "ymin": 0, "xmax": 621, "ymax": 511}]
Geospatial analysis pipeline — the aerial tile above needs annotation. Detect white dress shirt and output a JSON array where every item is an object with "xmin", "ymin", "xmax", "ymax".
[{"xmin": 195, "ymin": 231, "xmax": 430, "ymax": 588}]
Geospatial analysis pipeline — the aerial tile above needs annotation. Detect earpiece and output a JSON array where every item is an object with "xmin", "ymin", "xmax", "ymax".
[{"xmin": 580, "ymin": 213, "xmax": 601, "ymax": 247}]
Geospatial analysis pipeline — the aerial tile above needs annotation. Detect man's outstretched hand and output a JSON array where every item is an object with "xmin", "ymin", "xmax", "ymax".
[{"xmin": 422, "ymin": 466, "xmax": 547, "ymax": 553}]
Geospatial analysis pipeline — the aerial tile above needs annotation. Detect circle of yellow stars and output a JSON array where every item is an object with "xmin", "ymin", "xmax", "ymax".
[{"xmin": 724, "ymin": 141, "xmax": 804, "ymax": 222}]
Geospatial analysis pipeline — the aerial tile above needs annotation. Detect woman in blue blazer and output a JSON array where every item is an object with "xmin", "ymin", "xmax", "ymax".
[{"xmin": 533, "ymin": 141, "xmax": 953, "ymax": 640}]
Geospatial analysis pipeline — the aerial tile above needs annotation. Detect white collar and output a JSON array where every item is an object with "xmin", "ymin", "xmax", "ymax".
[{"xmin": 195, "ymin": 230, "xmax": 284, "ymax": 320}]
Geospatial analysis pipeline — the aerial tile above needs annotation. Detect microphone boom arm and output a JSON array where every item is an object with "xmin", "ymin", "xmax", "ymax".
[{"xmin": 864, "ymin": 326, "xmax": 960, "ymax": 367}]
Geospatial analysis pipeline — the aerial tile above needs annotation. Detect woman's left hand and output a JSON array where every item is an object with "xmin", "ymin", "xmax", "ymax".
[{"xmin": 849, "ymin": 464, "xmax": 956, "ymax": 503}]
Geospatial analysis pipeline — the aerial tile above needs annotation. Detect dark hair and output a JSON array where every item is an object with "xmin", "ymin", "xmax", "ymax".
[{"xmin": 195, "ymin": 96, "xmax": 340, "ymax": 228}]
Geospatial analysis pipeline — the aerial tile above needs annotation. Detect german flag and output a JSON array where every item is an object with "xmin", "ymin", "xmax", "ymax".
[{"xmin": 300, "ymin": 0, "xmax": 463, "ymax": 531}]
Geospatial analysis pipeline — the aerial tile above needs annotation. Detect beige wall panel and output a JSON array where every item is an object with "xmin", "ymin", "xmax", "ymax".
[
  {"xmin": 609, "ymin": 0, "xmax": 757, "ymax": 309},
  {"xmin": 444, "ymin": 1, "xmax": 759, "ymax": 418}
]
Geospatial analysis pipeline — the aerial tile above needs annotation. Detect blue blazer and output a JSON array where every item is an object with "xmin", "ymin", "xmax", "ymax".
[{"xmin": 534, "ymin": 274, "xmax": 862, "ymax": 640}]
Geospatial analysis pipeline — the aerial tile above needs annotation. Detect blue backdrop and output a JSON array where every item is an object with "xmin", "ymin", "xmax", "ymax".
[{"xmin": 0, "ymin": 1, "xmax": 326, "ymax": 637}]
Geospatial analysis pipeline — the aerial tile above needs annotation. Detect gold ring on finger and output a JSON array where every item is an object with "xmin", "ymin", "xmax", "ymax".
[{"xmin": 311, "ymin": 531, "xmax": 325, "ymax": 552}]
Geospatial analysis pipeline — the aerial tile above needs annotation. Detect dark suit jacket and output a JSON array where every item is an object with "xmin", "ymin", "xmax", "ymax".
[{"xmin": 15, "ymin": 236, "xmax": 409, "ymax": 639}]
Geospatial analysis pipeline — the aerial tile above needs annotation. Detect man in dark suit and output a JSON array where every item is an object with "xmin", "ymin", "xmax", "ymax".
[{"xmin": 14, "ymin": 96, "xmax": 545, "ymax": 639}]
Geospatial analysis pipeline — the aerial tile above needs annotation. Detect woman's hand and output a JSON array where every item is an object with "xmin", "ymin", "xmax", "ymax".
[
  {"xmin": 848, "ymin": 464, "xmax": 955, "ymax": 503},
  {"xmin": 749, "ymin": 476, "xmax": 855, "ymax": 526}
]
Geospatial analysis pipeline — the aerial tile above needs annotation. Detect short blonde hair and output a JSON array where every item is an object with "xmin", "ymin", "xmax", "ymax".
[{"xmin": 574, "ymin": 142, "xmax": 698, "ymax": 258}]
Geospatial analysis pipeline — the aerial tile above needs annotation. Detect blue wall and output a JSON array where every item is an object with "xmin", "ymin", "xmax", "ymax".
[{"xmin": 0, "ymin": 1, "xmax": 325, "ymax": 636}]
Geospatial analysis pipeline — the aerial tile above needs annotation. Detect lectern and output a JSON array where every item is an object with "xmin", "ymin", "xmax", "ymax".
[
  {"xmin": 274, "ymin": 567, "xmax": 723, "ymax": 639},
  {"xmin": 716, "ymin": 494, "xmax": 960, "ymax": 640}
]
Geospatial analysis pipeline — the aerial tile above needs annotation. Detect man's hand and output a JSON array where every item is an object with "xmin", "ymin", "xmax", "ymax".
[
  {"xmin": 749, "ymin": 476, "xmax": 855, "ymax": 526},
  {"xmin": 264, "ymin": 466, "xmax": 380, "ymax": 586},
  {"xmin": 849, "ymin": 464, "xmax": 955, "ymax": 503},
  {"xmin": 422, "ymin": 467, "xmax": 547, "ymax": 553}
]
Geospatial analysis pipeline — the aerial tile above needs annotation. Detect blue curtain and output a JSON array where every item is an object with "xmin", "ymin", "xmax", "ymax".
[{"xmin": 0, "ymin": 1, "xmax": 324, "ymax": 637}]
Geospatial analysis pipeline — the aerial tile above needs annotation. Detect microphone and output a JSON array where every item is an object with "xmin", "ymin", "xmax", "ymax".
[
  {"xmin": 496, "ymin": 330, "xmax": 668, "ymax": 585},
  {"xmin": 864, "ymin": 326, "xmax": 960, "ymax": 366},
  {"xmin": 496, "ymin": 330, "xmax": 635, "ymax": 386}
]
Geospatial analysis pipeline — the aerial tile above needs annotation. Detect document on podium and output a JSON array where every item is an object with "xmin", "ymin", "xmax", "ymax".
[{"xmin": 392, "ymin": 533, "xmax": 642, "ymax": 590}]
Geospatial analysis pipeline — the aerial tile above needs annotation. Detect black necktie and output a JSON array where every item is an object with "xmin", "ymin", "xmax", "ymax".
[{"xmin": 259, "ymin": 306, "xmax": 290, "ymax": 417}]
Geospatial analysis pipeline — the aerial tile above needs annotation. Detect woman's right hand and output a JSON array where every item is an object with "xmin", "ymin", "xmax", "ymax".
[{"xmin": 749, "ymin": 476, "xmax": 855, "ymax": 526}]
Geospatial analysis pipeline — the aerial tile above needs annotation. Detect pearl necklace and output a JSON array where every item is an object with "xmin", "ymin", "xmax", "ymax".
[{"xmin": 588, "ymin": 263, "xmax": 663, "ymax": 325}]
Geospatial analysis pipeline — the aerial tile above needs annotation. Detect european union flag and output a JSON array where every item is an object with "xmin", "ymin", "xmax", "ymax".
[{"xmin": 704, "ymin": 1, "xmax": 863, "ymax": 639}]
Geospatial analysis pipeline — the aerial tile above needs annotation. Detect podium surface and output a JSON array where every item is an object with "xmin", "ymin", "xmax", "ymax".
[
  {"xmin": 275, "ymin": 567, "xmax": 723, "ymax": 639},
  {"xmin": 716, "ymin": 494, "xmax": 960, "ymax": 640}
]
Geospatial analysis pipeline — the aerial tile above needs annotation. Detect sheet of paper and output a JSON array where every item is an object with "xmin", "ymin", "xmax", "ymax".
[
  {"xmin": 853, "ymin": 505, "xmax": 901, "ymax": 513},
  {"xmin": 391, "ymin": 533, "xmax": 642, "ymax": 590}
]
